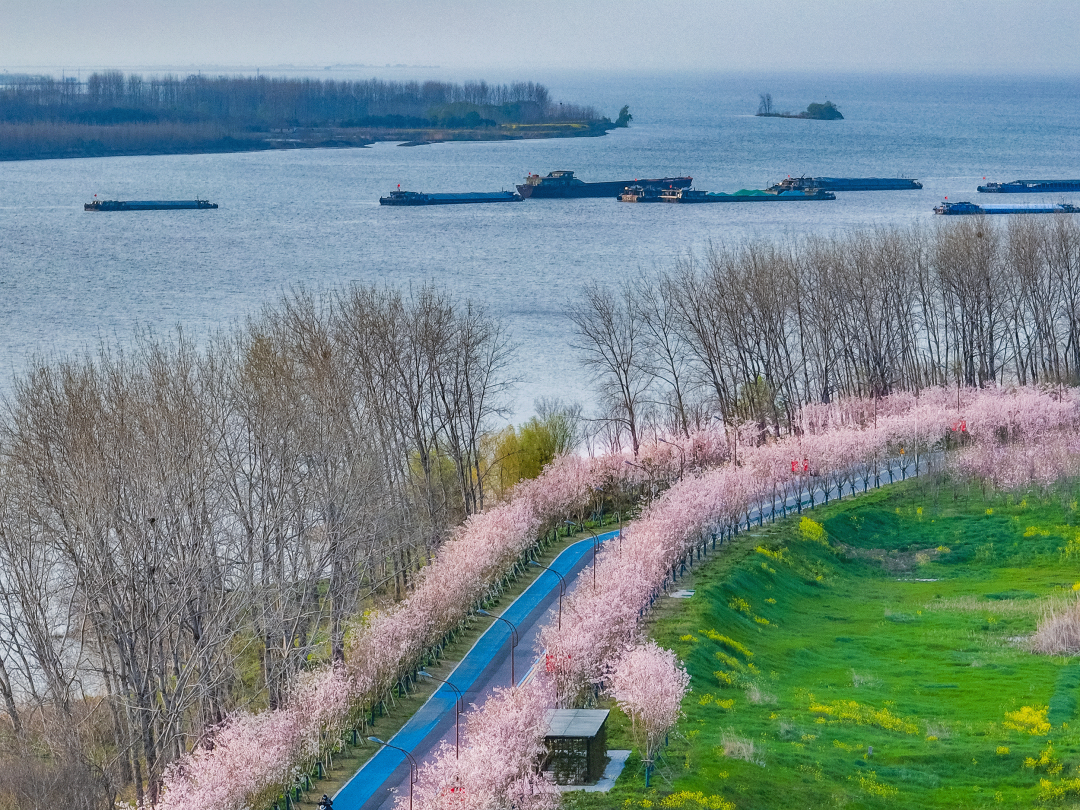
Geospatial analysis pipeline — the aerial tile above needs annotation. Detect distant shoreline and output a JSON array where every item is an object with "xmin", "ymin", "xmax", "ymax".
[
  {"xmin": 0, "ymin": 72, "xmax": 620, "ymax": 162},
  {"xmin": 0, "ymin": 120, "xmax": 617, "ymax": 162}
]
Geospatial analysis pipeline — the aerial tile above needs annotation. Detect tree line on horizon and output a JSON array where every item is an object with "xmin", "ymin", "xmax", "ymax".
[{"xmin": 0, "ymin": 72, "xmax": 602, "ymax": 130}]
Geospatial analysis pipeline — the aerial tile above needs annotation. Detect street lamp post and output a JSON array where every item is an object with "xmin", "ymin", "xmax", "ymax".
[
  {"xmin": 565, "ymin": 519, "xmax": 601, "ymax": 590},
  {"xmin": 367, "ymin": 737, "xmax": 418, "ymax": 810},
  {"xmin": 477, "ymin": 609, "xmax": 519, "ymax": 686},
  {"xmin": 417, "ymin": 670, "xmax": 463, "ymax": 759},
  {"xmin": 528, "ymin": 560, "xmax": 566, "ymax": 629}
]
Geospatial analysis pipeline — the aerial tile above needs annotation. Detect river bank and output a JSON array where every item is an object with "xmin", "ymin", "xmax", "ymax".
[{"xmin": 0, "ymin": 119, "xmax": 617, "ymax": 161}]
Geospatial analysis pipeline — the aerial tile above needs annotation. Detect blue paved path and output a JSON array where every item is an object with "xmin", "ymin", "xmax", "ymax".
[{"xmin": 335, "ymin": 530, "xmax": 619, "ymax": 810}]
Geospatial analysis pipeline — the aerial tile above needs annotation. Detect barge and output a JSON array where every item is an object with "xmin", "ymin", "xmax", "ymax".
[
  {"xmin": 379, "ymin": 190, "xmax": 521, "ymax": 205},
  {"xmin": 933, "ymin": 200, "xmax": 1080, "ymax": 215},
  {"xmin": 977, "ymin": 179, "xmax": 1080, "ymax": 193},
  {"xmin": 84, "ymin": 199, "xmax": 218, "ymax": 211},
  {"xmin": 619, "ymin": 186, "xmax": 835, "ymax": 203},
  {"xmin": 517, "ymin": 170, "xmax": 691, "ymax": 199},
  {"xmin": 767, "ymin": 177, "xmax": 921, "ymax": 192}
]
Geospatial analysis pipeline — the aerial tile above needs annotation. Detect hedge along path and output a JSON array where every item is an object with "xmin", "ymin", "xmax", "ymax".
[{"xmin": 403, "ymin": 386, "xmax": 1080, "ymax": 809}]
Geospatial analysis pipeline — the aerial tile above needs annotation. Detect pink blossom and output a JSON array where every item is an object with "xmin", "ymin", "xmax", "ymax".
[{"xmin": 608, "ymin": 642, "xmax": 691, "ymax": 765}]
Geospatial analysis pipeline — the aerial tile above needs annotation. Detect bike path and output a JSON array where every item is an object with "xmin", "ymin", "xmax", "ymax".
[{"xmin": 335, "ymin": 531, "xmax": 619, "ymax": 810}]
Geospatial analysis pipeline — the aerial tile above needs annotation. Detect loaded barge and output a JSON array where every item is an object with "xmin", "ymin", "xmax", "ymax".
[
  {"xmin": 767, "ymin": 177, "xmax": 921, "ymax": 192},
  {"xmin": 379, "ymin": 190, "xmax": 521, "ymax": 205},
  {"xmin": 619, "ymin": 186, "xmax": 835, "ymax": 202},
  {"xmin": 933, "ymin": 200, "xmax": 1080, "ymax": 215},
  {"xmin": 85, "ymin": 199, "xmax": 218, "ymax": 211},
  {"xmin": 977, "ymin": 179, "xmax": 1080, "ymax": 193},
  {"xmin": 517, "ymin": 170, "xmax": 691, "ymax": 199}
]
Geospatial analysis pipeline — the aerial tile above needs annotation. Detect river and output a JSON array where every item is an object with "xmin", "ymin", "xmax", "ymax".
[{"xmin": 3, "ymin": 69, "xmax": 1079, "ymax": 418}]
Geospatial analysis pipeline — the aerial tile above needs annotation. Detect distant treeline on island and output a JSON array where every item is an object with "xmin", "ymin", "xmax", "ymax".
[
  {"xmin": 0, "ymin": 72, "xmax": 622, "ymax": 160},
  {"xmin": 756, "ymin": 93, "xmax": 843, "ymax": 120}
]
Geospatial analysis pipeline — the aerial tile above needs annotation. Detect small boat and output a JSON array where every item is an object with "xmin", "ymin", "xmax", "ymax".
[
  {"xmin": 933, "ymin": 200, "xmax": 1080, "ymax": 215},
  {"xmin": 379, "ymin": 190, "xmax": 522, "ymax": 205},
  {"xmin": 84, "ymin": 199, "xmax": 218, "ymax": 211}
]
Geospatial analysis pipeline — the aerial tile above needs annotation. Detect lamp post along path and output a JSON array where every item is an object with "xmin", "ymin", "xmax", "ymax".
[
  {"xmin": 565, "ymin": 519, "xmax": 602, "ymax": 591},
  {"xmin": 528, "ymin": 560, "xmax": 566, "ymax": 629},
  {"xmin": 417, "ymin": 670, "xmax": 463, "ymax": 760},
  {"xmin": 367, "ymin": 737, "xmax": 418, "ymax": 810},
  {"xmin": 477, "ymin": 609, "xmax": 519, "ymax": 686}
]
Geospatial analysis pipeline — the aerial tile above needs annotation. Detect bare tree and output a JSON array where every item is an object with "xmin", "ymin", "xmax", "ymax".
[
  {"xmin": 0, "ymin": 281, "xmax": 517, "ymax": 805},
  {"xmin": 569, "ymin": 282, "xmax": 650, "ymax": 457}
]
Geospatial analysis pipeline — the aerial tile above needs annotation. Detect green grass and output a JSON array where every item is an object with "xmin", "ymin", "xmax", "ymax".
[{"xmin": 566, "ymin": 477, "xmax": 1080, "ymax": 809}]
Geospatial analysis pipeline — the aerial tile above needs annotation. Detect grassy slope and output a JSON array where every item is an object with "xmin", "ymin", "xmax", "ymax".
[{"xmin": 568, "ymin": 476, "xmax": 1080, "ymax": 810}]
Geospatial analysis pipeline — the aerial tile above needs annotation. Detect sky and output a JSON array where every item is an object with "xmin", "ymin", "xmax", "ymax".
[{"xmin": 3, "ymin": 0, "xmax": 1080, "ymax": 77}]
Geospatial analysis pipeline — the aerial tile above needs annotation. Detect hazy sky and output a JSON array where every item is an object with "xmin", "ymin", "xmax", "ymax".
[{"xmin": 3, "ymin": 0, "xmax": 1079, "ymax": 76}]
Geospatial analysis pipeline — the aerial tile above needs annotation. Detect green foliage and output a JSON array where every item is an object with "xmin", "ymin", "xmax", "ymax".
[
  {"xmin": 803, "ymin": 101, "xmax": 843, "ymax": 120},
  {"xmin": 616, "ymin": 105, "xmax": 633, "ymax": 127},
  {"xmin": 517, "ymin": 415, "xmax": 563, "ymax": 479},
  {"xmin": 504, "ymin": 410, "xmax": 571, "ymax": 481},
  {"xmin": 425, "ymin": 102, "xmax": 500, "ymax": 128},
  {"xmin": 484, "ymin": 426, "xmax": 522, "ymax": 500},
  {"xmin": 482, "ymin": 400, "xmax": 580, "ymax": 500}
]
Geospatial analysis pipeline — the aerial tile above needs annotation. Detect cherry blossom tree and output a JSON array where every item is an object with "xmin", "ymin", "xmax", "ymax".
[{"xmin": 609, "ymin": 642, "xmax": 691, "ymax": 786}]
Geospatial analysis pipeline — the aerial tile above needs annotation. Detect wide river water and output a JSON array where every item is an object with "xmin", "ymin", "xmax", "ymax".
[{"xmin": 3, "ymin": 70, "xmax": 1080, "ymax": 418}]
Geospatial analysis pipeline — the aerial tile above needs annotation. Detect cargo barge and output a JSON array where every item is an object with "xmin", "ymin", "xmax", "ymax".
[
  {"xmin": 84, "ymin": 199, "xmax": 218, "ymax": 211},
  {"xmin": 379, "ymin": 190, "xmax": 521, "ymax": 205},
  {"xmin": 977, "ymin": 179, "xmax": 1080, "ymax": 193},
  {"xmin": 517, "ymin": 170, "xmax": 691, "ymax": 199},
  {"xmin": 767, "ymin": 176, "xmax": 921, "ymax": 192},
  {"xmin": 620, "ymin": 186, "xmax": 835, "ymax": 203},
  {"xmin": 933, "ymin": 200, "xmax": 1080, "ymax": 215}
]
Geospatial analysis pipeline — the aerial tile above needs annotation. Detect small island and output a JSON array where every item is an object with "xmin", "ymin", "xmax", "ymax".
[
  {"xmin": 0, "ymin": 72, "xmax": 631, "ymax": 161},
  {"xmin": 756, "ymin": 93, "xmax": 843, "ymax": 120}
]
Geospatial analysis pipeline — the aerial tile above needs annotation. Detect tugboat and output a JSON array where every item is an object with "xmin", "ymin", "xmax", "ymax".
[
  {"xmin": 85, "ymin": 198, "xmax": 218, "ymax": 211},
  {"xmin": 517, "ymin": 170, "xmax": 691, "ymax": 199}
]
